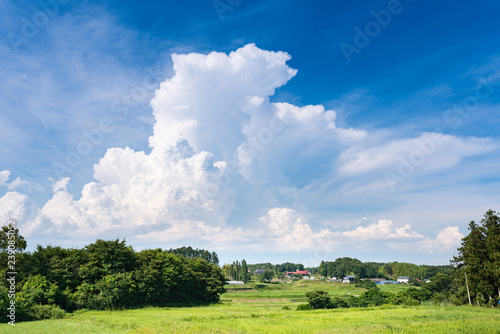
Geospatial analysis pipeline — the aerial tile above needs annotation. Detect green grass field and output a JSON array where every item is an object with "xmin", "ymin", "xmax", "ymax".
[{"xmin": 2, "ymin": 281, "xmax": 499, "ymax": 333}]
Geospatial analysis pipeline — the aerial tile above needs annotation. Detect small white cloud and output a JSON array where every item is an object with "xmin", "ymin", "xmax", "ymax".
[
  {"xmin": 7, "ymin": 177, "xmax": 31, "ymax": 191},
  {"xmin": 0, "ymin": 191, "xmax": 29, "ymax": 223},
  {"xmin": 417, "ymin": 226, "xmax": 464, "ymax": 253},
  {"xmin": 342, "ymin": 219, "xmax": 423, "ymax": 240},
  {"xmin": 339, "ymin": 218, "xmax": 464, "ymax": 254},
  {"xmin": 0, "ymin": 170, "xmax": 31, "ymax": 191},
  {"xmin": 51, "ymin": 177, "xmax": 70, "ymax": 192},
  {"xmin": 0, "ymin": 170, "xmax": 10, "ymax": 185}
]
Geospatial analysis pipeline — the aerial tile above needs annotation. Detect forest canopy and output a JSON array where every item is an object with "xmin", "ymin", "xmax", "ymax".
[{"xmin": 0, "ymin": 239, "xmax": 225, "ymax": 322}]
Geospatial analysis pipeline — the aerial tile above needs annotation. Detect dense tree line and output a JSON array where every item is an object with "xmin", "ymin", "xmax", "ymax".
[
  {"xmin": 452, "ymin": 210, "xmax": 500, "ymax": 307},
  {"xmin": 315, "ymin": 257, "xmax": 453, "ymax": 280},
  {"xmin": 222, "ymin": 260, "xmax": 250, "ymax": 283},
  {"xmin": 246, "ymin": 262, "xmax": 273, "ymax": 273},
  {"xmin": 0, "ymin": 238, "xmax": 225, "ymax": 322},
  {"xmin": 166, "ymin": 246, "xmax": 219, "ymax": 265},
  {"xmin": 223, "ymin": 261, "xmax": 306, "ymax": 282},
  {"xmin": 273, "ymin": 262, "xmax": 305, "ymax": 274},
  {"xmin": 316, "ymin": 257, "xmax": 384, "ymax": 278},
  {"xmin": 381, "ymin": 262, "xmax": 453, "ymax": 280},
  {"xmin": 226, "ymin": 256, "xmax": 453, "ymax": 283}
]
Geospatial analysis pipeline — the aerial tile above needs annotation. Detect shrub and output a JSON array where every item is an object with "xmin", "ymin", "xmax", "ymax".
[
  {"xmin": 330, "ymin": 296, "xmax": 348, "ymax": 308},
  {"xmin": 355, "ymin": 280, "xmax": 377, "ymax": 290},
  {"xmin": 296, "ymin": 303, "xmax": 312, "ymax": 310},
  {"xmin": 94, "ymin": 272, "xmax": 138, "ymax": 309},
  {"xmin": 389, "ymin": 287, "xmax": 431, "ymax": 306},
  {"xmin": 18, "ymin": 275, "xmax": 59, "ymax": 307},
  {"xmin": 26, "ymin": 304, "xmax": 66, "ymax": 320},
  {"xmin": 306, "ymin": 290, "xmax": 332, "ymax": 309},
  {"xmin": 360, "ymin": 287, "xmax": 390, "ymax": 307},
  {"xmin": 70, "ymin": 282, "xmax": 98, "ymax": 310}
]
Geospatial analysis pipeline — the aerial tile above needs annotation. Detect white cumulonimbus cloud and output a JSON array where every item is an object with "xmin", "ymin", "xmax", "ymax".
[{"xmin": 8, "ymin": 44, "xmax": 478, "ymax": 255}]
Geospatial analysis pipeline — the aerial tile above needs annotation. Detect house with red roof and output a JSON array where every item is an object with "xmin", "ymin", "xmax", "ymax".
[{"xmin": 285, "ymin": 269, "xmax": 311, "ymax": 277}]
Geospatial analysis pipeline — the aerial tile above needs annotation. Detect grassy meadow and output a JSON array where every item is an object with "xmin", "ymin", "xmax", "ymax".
[{"xmin": 2, "ymin": 280, "xmax": 499, "ymax": 333}]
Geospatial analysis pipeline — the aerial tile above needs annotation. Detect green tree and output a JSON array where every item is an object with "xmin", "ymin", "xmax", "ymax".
[
  {"xmin": 0, "ymin": 225, "xmax": 27, "ymax": 252},
  {"xmin": 28, "ymin": 246, "xmax": 86, "ymax": 291},
  {"xmin": 260, "ymin": 269, "xmax": 274, "ymax": 282},
  {"xmin": 18, "ymin": 275, "xmax": 58, "ymax": 306},
  {"xmin": 422, "ymin": 273, "xmax": 451, "ymax": 294},
  {"xmin": 241, "ymin": 259, "xmax": 249, "ymax": 283},
  {"xmin": 452, "ymin": 210, "xmax": 500, "ymax": 306},
  {"xmin": 188, "ymin": 258, "xmax": 226, "ymax": 303},
  {"xmin": 78, "ymin": 239, "xmax": 137, "ymax": 283},
  {"xmin": 483, "ymin": 210, "xmax": 500, "ymax": 301}
]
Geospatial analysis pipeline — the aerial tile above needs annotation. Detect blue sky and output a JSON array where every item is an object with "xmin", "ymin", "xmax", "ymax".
[{"xmin": 1, "ymin": 0, "xmax": 499, "ymax": 266}]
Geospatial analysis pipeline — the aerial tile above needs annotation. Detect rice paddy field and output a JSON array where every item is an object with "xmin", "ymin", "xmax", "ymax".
[{"xmin": 2, "ymin": 280, "xmax": 499, "ymax": 333}]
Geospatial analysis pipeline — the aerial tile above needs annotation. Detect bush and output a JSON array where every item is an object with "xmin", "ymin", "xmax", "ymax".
[
  {"xmin": 18, "ymin": 275, "xmax": 59, "ymax": 307},
  {"xmin": 389, "ymin": 287, "xmax": 431, "ymax": 306},
  {"xmin": 70, "ymin": 282, "xmax": 98, "ymax": 310},
  {"xmin": 281, "ymin": 306, "xmax": 291, "ymax": 310},
  {"xmin": 26, "ymin": 304, "xmax": 66, "ymax": 320},
  {"xmin": 360, "ymin": 287, "xmax": 390, "ymax": 307},
  {"xmin": 355, "ymin": 280, "xmax": 377, "ymax": 290},
  {"xmin": 330, "ymin": 296, "xmax": 348, "ymax": 308},
  {"xmin": 296, "ymin": 303, "xmax": 312, "ymax": 310},
  {"xmin": 94, "ymin": 272, "xmax": 138, "ymax": 309},
  {"xmin": 306, "ymin": 290, "xmax": 332, "ymax": 309}
]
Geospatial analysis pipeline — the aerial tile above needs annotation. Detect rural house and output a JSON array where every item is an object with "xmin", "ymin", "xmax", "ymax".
[
  {"xmin": 343, "ymin": 275, "xmax": 356, "ymax": 283},
  {"xmin": 397, "ymin": 276, "xmax": 410, "ymax": 284},
  {"xmin": 285, "ymin": 270, "xmax": 311, "ymax": 277}
]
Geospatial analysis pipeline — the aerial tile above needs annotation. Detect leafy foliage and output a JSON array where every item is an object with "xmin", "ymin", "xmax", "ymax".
[
  {"xmin": 452, "ymin": 209, "xmax": 500, "ymax": 306},
  {"xmin": 166, "ymin": 246, "xmax": 219, "ymax": 265},
  {"xmin": 0, "ymin": 235, "xmax": 225, "ymax": 323},
  {"xmin": 355, "ymin": 280, "xmax": 377, "ymax": 290},
  {"xmin": 318, "ymin": 257, "xmax": 386, "ymax": 278},
  {"xmin": 306, "ymin": 290, "xmax": 333, "ymax": 309},
  {"xmin": 296, "ymin": 303, "xmax": 312, "ymax": 310},
  {"xmin": 259, "ymin": 270, "xmax": 274, "ymax": 283},
  {"xmin": 0, "ymin": 225, "xmax": 27, "ymax": 253}
]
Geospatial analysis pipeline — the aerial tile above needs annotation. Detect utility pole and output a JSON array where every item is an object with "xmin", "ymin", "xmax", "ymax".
[{"xmin": 464, "ymin": 271, "xmax": 472, "ymax": 305}]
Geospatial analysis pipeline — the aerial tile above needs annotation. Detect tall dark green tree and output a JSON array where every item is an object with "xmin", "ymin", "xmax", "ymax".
[
  {"xmin": 452, "ymin": 210, "xmax": 500, "ymax": 306},
  {"xmin": 483, "ymin": 210, "xmax": 500, "ymax": 300},
  {"xmin": 241, "ymin": 259, "xmax": 249, "ymax": 283}
]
